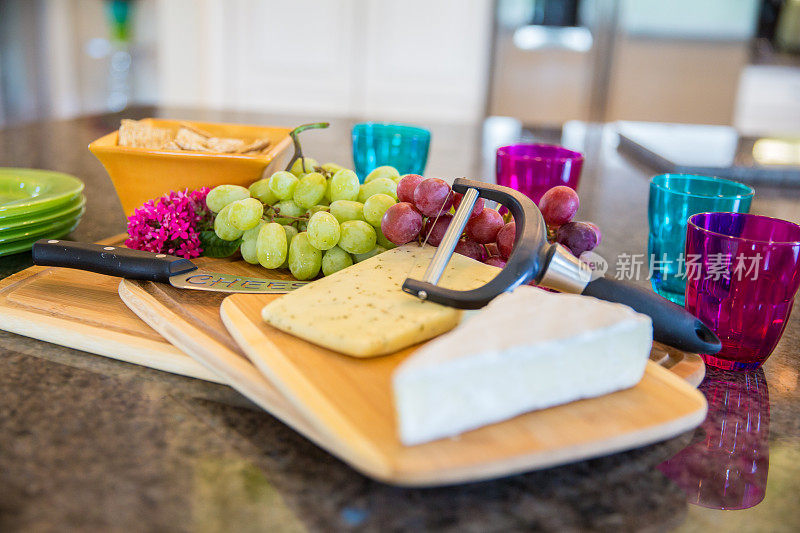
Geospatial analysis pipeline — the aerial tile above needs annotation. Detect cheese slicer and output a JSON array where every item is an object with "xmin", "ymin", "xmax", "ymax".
[{"xmin": 402, "ymin": 178, "xmax": 722, "ymax": 354}]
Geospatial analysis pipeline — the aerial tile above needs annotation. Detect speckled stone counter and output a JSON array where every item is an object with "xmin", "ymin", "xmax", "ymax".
[{"xmin": 1, "ymin": 109, "xmax": 799, "ymax": 532}]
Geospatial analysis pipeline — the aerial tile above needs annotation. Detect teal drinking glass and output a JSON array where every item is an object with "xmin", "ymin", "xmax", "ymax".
[
  {"xmin": 648, "ymin": 174, "xmax": 754, "ymax": 305},
  {"xmin": 352, "ymin": 123, "xmax": 430, "ymax": 182}
]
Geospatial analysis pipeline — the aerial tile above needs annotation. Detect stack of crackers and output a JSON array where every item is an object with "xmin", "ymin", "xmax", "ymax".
[{"xmin": 117, "ymin": 119, "xmax": 272, "ymax": 155}]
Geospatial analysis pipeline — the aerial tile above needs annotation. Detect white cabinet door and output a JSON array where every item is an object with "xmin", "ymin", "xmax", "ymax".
[
  {"xmin": 155, "ymin": 0, "xmax": 492, "ymax": 121},
  {"xmin": 362, "ymin": 0, "xmax": 493, "ymax": 122}
]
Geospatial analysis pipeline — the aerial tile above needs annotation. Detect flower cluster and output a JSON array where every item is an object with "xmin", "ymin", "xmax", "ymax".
[{"xmin": 125, "ymin": 188, "xmax": 211, "ymax": 258}]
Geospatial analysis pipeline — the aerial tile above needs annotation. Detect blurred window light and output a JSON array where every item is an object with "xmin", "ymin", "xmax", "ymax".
[
  {"xmin": 513, "ymin": 25, "xmax": 593, "ymax": 52},
  {"xmin": 753, "ymin": 138, "xmax": 800, "ymax": 166}
]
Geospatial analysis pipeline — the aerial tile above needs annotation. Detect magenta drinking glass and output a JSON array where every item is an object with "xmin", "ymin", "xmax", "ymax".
[
  {"xmin": 495, "ymin": 144, "xmax": 584, "ymax": 204},
  {"xmin": 685, "ymin": 212, "xmax": 800, "ymax": 370}
]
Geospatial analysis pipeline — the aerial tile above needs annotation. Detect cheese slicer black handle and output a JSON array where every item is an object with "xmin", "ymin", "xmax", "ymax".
[
  {"xmin": 581, "ymin": 276, "xmax": 721, "ymax": 354},
  {"xmin": 31, "ymin": 239, "xmax": 197, "ymax": 282}
]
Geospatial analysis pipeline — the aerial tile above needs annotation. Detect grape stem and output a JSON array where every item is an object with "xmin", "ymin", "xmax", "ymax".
[{"xmin": 285, "ymin": 122, "xmax": 330, "ymax": 173}]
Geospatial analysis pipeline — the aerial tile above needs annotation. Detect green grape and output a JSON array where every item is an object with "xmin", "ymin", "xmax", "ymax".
[
  {"xmin": 213, "ymin": 204, "xmax": 244, "ymax": 241},
  {"xmin": 338, "ymin": 220, "xmax": 376, "ymax": 254},
  {"xmin": 363, "ymin": 193, "xmax": 396, "ymax": 227},
  {"xmin": 240, "ymin": 221, "xmax": 266, "ymax": 264},
  {"xmin": 268, "ymin": 171, "xmax": 299, "ymax": 200},
  {"xmin": 206, "ymin": 185, "xmax": 250, "ymax": 213},
  {"xmin": 329, "ymin": 169, "xmax": 360, "ymax": 202},
  {"xmin": 306, "ymin": 205, "xmax": 329, "ymax": 217},
  {"xmin": 364, "ymin": 166, "xmax": 400, "ymax": 183},
  {"xmin": 321, "ymin": 162, "xmax": 345, "ymax": 175},
  {"xmin": 317, "ymin": 196, "xmax": 331, "ymax": 207},
  {"xmin": 249, "ymin": 179, "xmax": 279, "ymax": 205},
  {"xmin": 288, "ymin": 232, "xmax": 322, "ymax": 280},
  {"xmin": 353, "ymin": 245, "xmax": 387, "ymax": 263},
  {"xmin": 376, "ymin": 227, "xmax": 397, "ymax": 250},
  {"xmin": 290, "ymin": 157, "xmax": 318, "ymax": 177},
  {"xmin": 358, "ymin": 177, "xmax": 397, "ymax": 202},
  {"xmin": 329, "ymin": 200, "xmax": 365, "ymax": 223},
  {"xmin": 256, "ymin": 222, "xmax": 288, "ymax": 269},
  {"xmin": 279, "ymin": 225, "xmax": 298, "ymax": 269},
  {"xmin": 293, "ymin": 172, "xmax": 327, "ymax": 208},
  {"xmin": 228, "ymin": 198, "xmax": 264, "ymax": 231},
  {"xmin": 321, "ymin": 246, "xmax": 353, "ymax": 276},
  {"xmin": 307, "ymin": 211, "xmax": 341, "ymax": 250},
  {"xmin": 392, "ymin": 174, "xmax": 404, "ymax": 184},
  {"xmin": 270, "ymin": 200, "xmax": 304, "ymax": 225}
]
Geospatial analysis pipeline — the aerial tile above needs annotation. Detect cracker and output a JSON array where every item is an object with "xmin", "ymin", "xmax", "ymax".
[
  {"xmin": 238, "ymin": 137, "xmax": 271, "ymax": 153},
  {"xmin": 118, "ymin": 119, "xmax": 172, "ymax": 149},
  {"xmin": 206, "ymin": 137, "xmax": 246, "ymax": 153},
  {"xmin": 175, "ymin": 127, "xmax": 211, "ymax": 151}
]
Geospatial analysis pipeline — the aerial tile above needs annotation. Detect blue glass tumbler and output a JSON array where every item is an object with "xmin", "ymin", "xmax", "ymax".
[
  {"xmin": 647, "ymin": 174, "xmax": 754, "ymax": 305},
  {"xmin": 352, "ymin": 123, "xmax": 430, "ymax": 182}
]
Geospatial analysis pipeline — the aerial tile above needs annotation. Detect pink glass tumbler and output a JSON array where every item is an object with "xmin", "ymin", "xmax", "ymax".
[
  {"xmin": 495, "ymin": 144, "xmax": 584, "ymax": 204},
  {"xmin": 685, "ymin": 212, "xmax": 800, "ymax": 370}
]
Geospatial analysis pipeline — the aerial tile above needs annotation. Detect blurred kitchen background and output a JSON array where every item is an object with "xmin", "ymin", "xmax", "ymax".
[{"xmin": 1, "ymin": 0, "xmax": 799, "ymax": 136}]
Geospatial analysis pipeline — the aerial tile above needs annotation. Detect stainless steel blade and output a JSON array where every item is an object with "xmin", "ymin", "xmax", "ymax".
[{"xmin": 168, "ymin": 270, "xmax": 309, "ymax": 294}]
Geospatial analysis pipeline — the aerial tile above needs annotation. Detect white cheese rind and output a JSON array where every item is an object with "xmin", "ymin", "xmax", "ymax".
[
  {"xmin": 261, "ymin": 245, "xmax": 500, "ymax": 358},
  {"xmin": 393, "ymin": 286, "xmax": 653, "ymax": 445}
]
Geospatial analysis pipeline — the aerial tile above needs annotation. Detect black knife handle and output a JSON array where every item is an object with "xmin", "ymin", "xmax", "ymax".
[{"xmin": 32, "ymin": 239, "xmax": 197, "ymax": 282}]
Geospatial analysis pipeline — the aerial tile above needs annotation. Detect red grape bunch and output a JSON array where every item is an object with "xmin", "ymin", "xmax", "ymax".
[
  {"xmin": 381, "ymin": 179, "xmax": 602, "ymax": 272},
  {"xmin": 492, "ymin": 186, "xmax": 602, "ymax": 269}
]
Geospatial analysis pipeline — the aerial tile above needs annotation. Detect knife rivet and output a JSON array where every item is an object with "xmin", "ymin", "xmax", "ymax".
[
  {"xmin": 104, "ymin": 246, "xmax": 115, "ymax": 251},
  {"xmin": 155, "ymin": 254, "xmax": 166, "ymax": 258},
  {"xmin": 47, "ymin": 240, "xmax": 59, "ymax": 244}
]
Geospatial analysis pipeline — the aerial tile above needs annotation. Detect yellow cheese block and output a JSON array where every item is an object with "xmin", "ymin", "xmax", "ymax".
[{"xmin": 261, "ymin": 244, "xmax": 500, "ymax": 357}]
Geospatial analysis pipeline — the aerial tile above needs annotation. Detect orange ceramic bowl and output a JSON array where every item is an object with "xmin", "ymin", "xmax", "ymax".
[{"xmin": 89, "ymin": 118, "xmax": 293, "ymax": 215}]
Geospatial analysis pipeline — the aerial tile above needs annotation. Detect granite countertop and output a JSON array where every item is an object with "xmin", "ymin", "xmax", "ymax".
[{"xmin": 1, "ymin": 108, "xmax": 799, "ymax": 532}]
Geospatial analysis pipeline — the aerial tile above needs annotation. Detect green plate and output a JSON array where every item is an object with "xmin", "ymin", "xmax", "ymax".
[
  {"xmin": 0, "ymin": 209, "xmax": 84, "ymax": 245},
  {"xmin": 0, "ymin": 195, "xmax": 86, "ymax": 232},
  {"xmin": 0, "ymin": 218, "xmax": 82, "ymax": 257},
  {"xmin": 0, "ymin": 191, "xmax": 82, "ymax": 222},
  {"xmin": 0, "ymin": 168, "xmax": 85, "ymax": 218}
]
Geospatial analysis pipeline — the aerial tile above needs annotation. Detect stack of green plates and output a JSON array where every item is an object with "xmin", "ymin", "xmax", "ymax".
[{"xmin": 0, "ymin": 168, "xmax": 86, "ymax": 257}]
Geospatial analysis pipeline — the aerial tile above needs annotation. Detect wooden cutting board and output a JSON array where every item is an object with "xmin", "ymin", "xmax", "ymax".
[
  {"xmin": 118, "ymin": 262, "xmax": 324, "ymax": 445},
  {"xmin": 0, "ymin": 235, "xmax": 223, "ymax": 383},
  {"xmin": 220, "ymin": 294, "xmax": 708, "ymax": 486}
]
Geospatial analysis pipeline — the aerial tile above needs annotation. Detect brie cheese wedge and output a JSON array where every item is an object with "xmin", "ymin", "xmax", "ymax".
[{"xmin": 392, "ymin": 286, "xmax": 653, "ymax": 445}]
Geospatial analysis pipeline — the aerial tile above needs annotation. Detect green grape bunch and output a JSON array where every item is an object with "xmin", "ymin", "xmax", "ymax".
[{"xmin": 206, "ymin": 161, "xmax": 403, "ymax": 281}]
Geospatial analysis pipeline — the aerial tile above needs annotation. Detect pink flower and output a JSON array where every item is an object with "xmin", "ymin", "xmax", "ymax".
[{"xmin": 125, "ymin": 188, "xmax": 211, "ymax": 259}]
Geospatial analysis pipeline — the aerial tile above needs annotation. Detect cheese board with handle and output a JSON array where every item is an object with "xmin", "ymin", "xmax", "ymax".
[{"xmin": 0, "ymin": 235, "xmax": 223, "ymax": 383}]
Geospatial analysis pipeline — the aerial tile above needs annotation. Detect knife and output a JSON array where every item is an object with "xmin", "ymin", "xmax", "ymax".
[{"xmin": 31, "ymin": 239, "xmax": 309, "ymax": 294}]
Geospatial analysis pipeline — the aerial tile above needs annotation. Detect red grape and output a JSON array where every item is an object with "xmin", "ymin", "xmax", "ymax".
[
  {"xmin": 454, "ymin": 238, "xmax": 485, "ymax": 262},
  {"xmin": 496, "ymin": 222, "xmax": 516, "ymax": 259},
  {"xmin": 422, "ymin": 213, "xmax": 453, "ymax": 246},
  {"xmin": 413, "ymin": 178, "xmax": 453, "ymax": 217},
  {"xmin": 484, "ymin": 256, "xmax": 506, "ymax": 269},
  {"xmin": 397, "ymin": 174, "xmax": 425, "ymax": 204},
  {"xmin": 556, "ymin": 221, "xmax": 598, "ymax": 257},
  {"xmin": 539, "ymin": 186, "xmax": 579, "ymax": 227},
  {"xmin": 381, "ymin": 202, "xmax": 423, "ymax": 245},
  {"xmin": 466, "ymin": 208, "xmax": 504, "ymax": 244},
  {"xmin": 585, "ymin": 221, "xmax": 602, "ymax": 245},
  {"xmin": 452, "ymin": 192, "xmax": 485, "ymax": 219}
]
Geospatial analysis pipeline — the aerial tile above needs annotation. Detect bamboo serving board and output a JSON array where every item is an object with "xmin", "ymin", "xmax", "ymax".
[
  {"xmin": 0, "ymin": 235, "xmax": 223, "ymax": 383},
  {"xmin": 118, "ymin": 261, "xmax": 324, "ymax": 445},
  {"xmin": 218, "ymin": 292, "xmax": 708, "ymax": 486}
]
